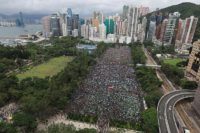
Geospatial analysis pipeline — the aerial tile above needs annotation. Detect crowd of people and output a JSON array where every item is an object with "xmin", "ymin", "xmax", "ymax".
[
  {"xmin": 0, "ymin": 103, "xmax": 18, "ymax": 122},
  {"xmin": 69, "ymin": 46, "xmax": 142, "ymax": 127}
]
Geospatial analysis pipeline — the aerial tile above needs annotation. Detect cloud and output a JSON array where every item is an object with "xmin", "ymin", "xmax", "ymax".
[{"xmin": 0, "ymin": 0, "xmax": 199, "ymax": 16}]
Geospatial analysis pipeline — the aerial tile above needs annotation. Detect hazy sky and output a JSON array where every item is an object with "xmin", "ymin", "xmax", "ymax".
[{"xmin": 1, "ymin": 0, "xmax": 200, "ymax": 16}]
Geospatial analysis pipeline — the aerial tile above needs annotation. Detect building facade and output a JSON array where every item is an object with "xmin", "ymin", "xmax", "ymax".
[{"xmin": 187, "ymin": 40, "xmax": 200, "ymax": 81}]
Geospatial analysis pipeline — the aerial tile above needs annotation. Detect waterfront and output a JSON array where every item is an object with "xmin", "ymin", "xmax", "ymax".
[{"xmin": 0, "ymin": 24, "xmax": 42, "ymax": 38}]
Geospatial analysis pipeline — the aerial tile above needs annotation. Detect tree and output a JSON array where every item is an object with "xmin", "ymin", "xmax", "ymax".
[
  {"xmin": 145, "ymin": 91, "xmax": 162, "ymax": 107},
  {"xmin": 13, "ymin": 112, "xmax": 37, "ymax": 132},
  {"xmin": 180, "ymin": 79, "xmax": 198, "ymax": 90},
  {"xmin": 142, "ymin": 107, "xmax": 158, "ymax": 133},
  {"xmin": 0, "ymin": 122, "xmax": 17, "ymax": 133}
]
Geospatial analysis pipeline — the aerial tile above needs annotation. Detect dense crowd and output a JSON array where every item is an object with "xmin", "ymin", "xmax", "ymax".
[
  {"xmin": 0, "ymin": 103, "xmax": 18, "ymax": 122},
  {"xmin": 69, "ymin": 46, "xmax": 142, "ymax": 128}
]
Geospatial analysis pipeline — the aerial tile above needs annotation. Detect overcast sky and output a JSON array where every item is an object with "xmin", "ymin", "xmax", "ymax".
[{"xmin": 1, "ymin": 0, "xmax": 200, "ymax": 16}]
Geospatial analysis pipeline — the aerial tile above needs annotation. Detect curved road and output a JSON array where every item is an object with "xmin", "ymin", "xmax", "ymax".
[{"xmin": 157, "ymin": 90, "xmax": 195, "ymax": 133}]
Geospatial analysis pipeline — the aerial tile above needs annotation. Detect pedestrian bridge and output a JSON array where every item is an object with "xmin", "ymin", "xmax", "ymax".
[{"xmin": 135, "ymin": 64, "xmax": 161, "ymax": 69}]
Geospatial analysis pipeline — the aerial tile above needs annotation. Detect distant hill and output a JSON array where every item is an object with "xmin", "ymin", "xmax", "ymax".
[{"xmin": 147, "ymin": 2, "xmax": 200, "ymax": 42}]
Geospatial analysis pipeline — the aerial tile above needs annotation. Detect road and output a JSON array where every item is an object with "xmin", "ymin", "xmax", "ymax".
[
  {"xmin": 143, "ymin": 47, "xmax": 199, "ymax": 133},
  {"xmin": 157, "ymin": 90, "xmax": 195, "ymax": 133}
]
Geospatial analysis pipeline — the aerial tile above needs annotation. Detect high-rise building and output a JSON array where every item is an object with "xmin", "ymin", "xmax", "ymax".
[
  {"xmin": 160, "ymin": 19, "xmax": 168, "ymax": 42},
  {"xmin": 181, "ymin": 16, "xmax": 198, "ymax": 44},
  {"xmin": 163, "ymin": 12, "xmax": 180, "ymax": 44},
  {"xmin": 81, "ymin": 23, "xmax": 89, "ymax": 39},
  {"xmin": 19, "ymin": 12, "xmax": 24, "ymax": 27},
  {"xmin": 138, "ymin": 17, "xmax": 147, "ymax": 42},
  {"xmin": 99, "ymin": 23, "xmax": 106, "ymax": 40},
  {"xmin": 104, "ymin": 18, "xmax": 115, "ymax": 34},
  {"xmin": 72, "ymin": 14, "xmax": 79, "ymax": 30},
  {"xmin": 58, "ymin": 13, "xmax": 67, "ymax": 36},
  {"xmin": 127, "ymin": 6, "xmax": 139, "ymax": 41},
  {"xmin": 50, "ymin": 14, "xmax": 60, "ymax": 36},
  {"xmin": 42, "ymin": 16, "xmax": 51, "ymax": 37},
  {"xmin": 186, "ymin": 40, "xmax": 200, "ymax": 81},
  {"xmin": 66, "ymin": 8, "xmax": 73, "ymax": 36},
  {"xmin": 122, "ymin": 5, "xmax": 129, "ymax": 20},
  {"xmin": 147, "ymin": 21, "xmax": 156, "ymax": 41}
]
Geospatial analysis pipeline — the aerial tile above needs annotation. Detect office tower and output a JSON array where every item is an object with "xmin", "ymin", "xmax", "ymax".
[
  {"xmin": 181, "ymin": 16, "xmax": 198, "ymax": 44},
  {"xmin": 147, "ymin": 21, "xmax": 156, "ymax": 41},
  {"xmin": 122, "ymin": 5, "xmax": 129, "ymax": 20},
  {"xmin": 186, "ymin": 40, "xmax": 200, "ymax": 81},
  {"xmin": 66, "ymin": 8, "xmax": 73, "ymax": 36},
  {"xmin": 58, "ymin": 13, "xmax": 67, "ymax": 36},
  {"xmin": 67, "ymin": 8, "xmax": 73, "ymax": 17},
  {"xmin": 50, "ymin": 14, "xmax": 60, "ymax": 36},
  {"xmin": 72, "ymin": 14, "xmax": 79, "ymax": 30},
  {"xmin": 163, "ymin": 12, "xmax": 180, "ymax": 44},
  {"xmin": 42, "ymin": 16, "xmax": 51, "ymax": 37},
  {"xmin": 99, "ymin": 23, "xmax": 106, "ymax": 40},
  {"xmin": 160, "ymin": 19, "xmax": 168, "ymax": 42},
  {"xmin": 127, "ymin": 6, "xmax": 139, "ymax": 41},
  {"xmin": 104, "ymin": 18, "xmax": 115, "ymax": 34},
  {"xmin": 16, "ymin": 12, "xmax": 25, "ymax": 27},
  {"xmin": 19, "ymin": 12, "xmax": 24, "ymax": 26}
]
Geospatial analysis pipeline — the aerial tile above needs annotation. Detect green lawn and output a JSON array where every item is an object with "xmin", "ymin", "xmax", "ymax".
[
  {"xmin": 163, "ymin": 58, "xmax": 185, "ymax": 66},
  {"xmin": 17, "ymin": 56, "xmax": 74, "ymax": 80}
]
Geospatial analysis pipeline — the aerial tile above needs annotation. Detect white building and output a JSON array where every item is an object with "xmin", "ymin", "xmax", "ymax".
[
  {"xmin": 127, "ymin": 6, "xmax": 139, "ymax": 42},
  {"xmin": 99, "ymin": 23, "xmax": 106, "ymax": 40}
]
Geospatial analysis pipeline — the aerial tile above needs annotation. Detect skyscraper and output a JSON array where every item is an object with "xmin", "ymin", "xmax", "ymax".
[
  {"xmin": 104, "ymin": 18, "xmax": 115, "ymax": 35},
  {"xmin": 58, "ymin": 13, "xmax": 67, "ymax": 36},
  {"xmin": 181, "ymin": 16, "xmax": 198, "ymax": 44},
  {"xmin": 99, "ymin": 23, "xmax": 106, "ymax": 40},
  {"xmin": 163, "ymin": 12, "xmax": 180, "ymax": 44},
  {"xmin": 19, "ymin": 12, "xmax": 24, "ymax": 27},
  {"xmin": 122, "ymin": 5, "xmax": 129, "ymax": 20},
  {"xmin": 42, "ymin": 16, "xmax": 51, "ymax": 37},
  {"xmin": 127, "ymin": 6, "xmax": 139, "ymax": 41},
  {"xmin": 160, "ymin": 19, "xmax": 168, "ymax": 42},
  {"xmin": 50, "ymin": 14, "xmax": 60, "ymax": 36},
  {"xmin": 66, "ymin": 8, "xmax": 73, "ymax": 36},
  {"xmin": 147, "ymin": 21, "xmax": 156, "ymax": 41}
]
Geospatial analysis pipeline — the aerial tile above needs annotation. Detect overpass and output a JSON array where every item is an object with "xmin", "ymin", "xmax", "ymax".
[{"xmin": 157, "ymin": 90, "xmax": 195, "ymax": 133}]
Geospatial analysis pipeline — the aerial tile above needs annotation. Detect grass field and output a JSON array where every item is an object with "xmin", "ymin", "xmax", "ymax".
[
  {"xmin": 163, "ymin": 58, "xmax": 185, "ymax": 66},
  {"xmin": 17, "ymin": 56, "xmax": 74, "ymax": 80}
]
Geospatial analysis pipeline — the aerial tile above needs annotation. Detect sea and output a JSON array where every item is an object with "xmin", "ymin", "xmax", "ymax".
[
  {"xmin": 0, "ymin": 24, "xmax": 42, "ymax": 46},
  {"xmin": 0, "ymin": 24, "xmax": 42, "ymax": 37}
]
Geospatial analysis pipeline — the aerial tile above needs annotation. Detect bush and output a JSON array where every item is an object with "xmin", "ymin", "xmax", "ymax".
[{"xmin": 180, "ymin": 79, "xmax": 198, "ymax": 90}]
